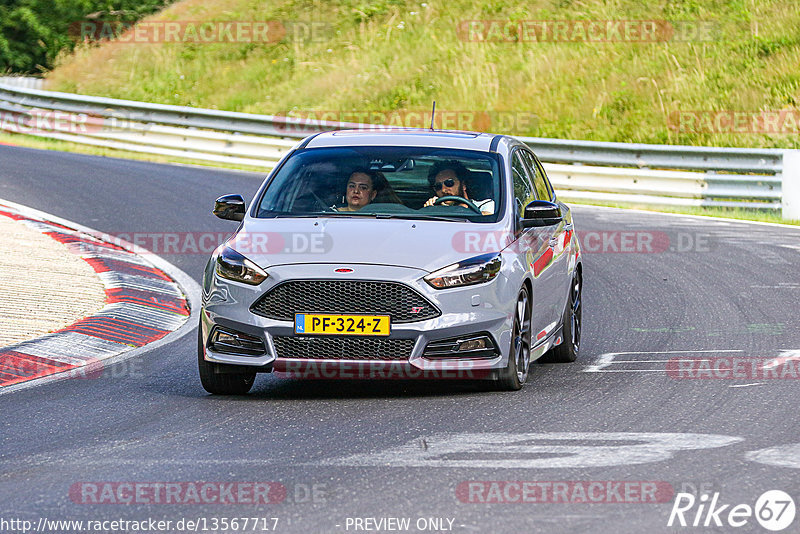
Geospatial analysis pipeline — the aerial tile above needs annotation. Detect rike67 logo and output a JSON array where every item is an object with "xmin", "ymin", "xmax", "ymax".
[{"xmin": 668, "ymin": 490, "xmax": 796, "ymax": 531}]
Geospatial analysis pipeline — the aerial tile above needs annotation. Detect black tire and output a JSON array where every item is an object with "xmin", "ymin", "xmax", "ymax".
[
  {"xmin": 541, "ymin": 272, "xmax": 581, "ymax": 363},
  {"xmin": 197, "ymin": 327, "xmax": 256, "ymax": 395},
  {"xmin": 495, "ymin": 286, "xmax": 532, "ymax": 391}
]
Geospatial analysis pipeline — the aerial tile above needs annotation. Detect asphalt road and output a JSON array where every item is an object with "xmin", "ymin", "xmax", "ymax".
[{"xmin": 1, "ymin": 145, "xmax": 800, "ymax": 534}]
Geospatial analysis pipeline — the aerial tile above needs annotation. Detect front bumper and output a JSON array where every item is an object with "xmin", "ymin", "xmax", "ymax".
[{"xmin": 200, "ymin": 263, "xmax": 521, "ymax": 375}]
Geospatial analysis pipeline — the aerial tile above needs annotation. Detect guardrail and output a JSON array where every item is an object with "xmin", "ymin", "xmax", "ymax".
[
  {"xmin": 1, "ymin": 81, "xmax": 797, "ymax": 219},
  {"xmin": 0, "ymin": 76, "xmax": 44, "ymax": 90}
]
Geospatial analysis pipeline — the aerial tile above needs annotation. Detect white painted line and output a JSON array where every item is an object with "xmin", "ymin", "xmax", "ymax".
[
  {"xmin": 611, "ymin": 359, "xmax": 713, "ymax": 363},
  {"xmin": 320, "ymin": 432, "xmax": 743, "ymax": 469},
  {"xmin": 584, "ymin": 350, "xmax": 744, "ymax": 373},
  {"xmin": 603, "ymin": 350, "xmax": 744, "ymax": 355},
  {"xmin": 588, "ymin": 369, "xmax": 679, "ymax": 373},
  {"xmin": 584, "ymin": 352, "xmax": 617, "ymax": 372},
  {"xmin": 750, "ymin": 285, "xmax": 800, "ymax": 289},
  {"xmin": 762, "ymin": 349, "xmax": 800, "ymax": 370},
  {"xmin": 745, "ymin": 444, "xmax": 800, "ymax": 469},
  {"xmin": 729, "ymin": 383, "xmax": 764, "ymax": 388},
  {"xmin": 587, "ymin": 349, "xmax": 799, "ymax": 376}
]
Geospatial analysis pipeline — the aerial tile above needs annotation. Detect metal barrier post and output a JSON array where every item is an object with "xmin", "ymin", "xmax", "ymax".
[{"xmin": 782, "ymin": 150, "xmax": 800, "ymax": 220}]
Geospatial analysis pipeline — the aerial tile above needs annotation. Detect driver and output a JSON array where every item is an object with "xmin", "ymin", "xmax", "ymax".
[{"xmin": 423, "ymin": 160, "xmax": 494, "ymax": 215}]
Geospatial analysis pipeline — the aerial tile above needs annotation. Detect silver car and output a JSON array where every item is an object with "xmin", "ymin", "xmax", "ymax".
[{"xmin": 199, "ymin": 129, "xmax": 582, "ymax": 394}]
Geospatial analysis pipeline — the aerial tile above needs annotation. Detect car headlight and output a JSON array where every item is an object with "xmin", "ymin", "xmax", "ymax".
[
  {"xmin": 424, "ymin": 253, "xmax": 502, "ymax": 289},
  {"xmin": 215, "ymin": 246, "xmax": 268, "ymax": 285}
]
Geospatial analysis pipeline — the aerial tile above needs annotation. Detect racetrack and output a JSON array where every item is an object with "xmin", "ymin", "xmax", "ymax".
[{"xmin": 1, "ymin": 144, "xmax": 799, "ymax": 533}]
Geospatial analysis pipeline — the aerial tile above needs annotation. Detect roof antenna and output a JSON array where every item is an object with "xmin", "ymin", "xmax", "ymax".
[{"xmin": 430, "ymin": 101, "xmax": 436, "ymax": 130}]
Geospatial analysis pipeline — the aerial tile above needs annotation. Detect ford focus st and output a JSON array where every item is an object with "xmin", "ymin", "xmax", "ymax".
[{"xmin": 199, "ymin": 129, "xmax": 583, "ymax": 394}]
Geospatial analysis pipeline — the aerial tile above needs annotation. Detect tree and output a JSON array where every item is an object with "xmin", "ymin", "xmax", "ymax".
[{"xmin": 0, "ymin": 0, "xmax": 174, "ymax": 74}]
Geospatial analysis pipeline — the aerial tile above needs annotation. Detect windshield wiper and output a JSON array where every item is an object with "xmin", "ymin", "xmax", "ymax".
[
  {"xmin": 375, "ymin": 214, "xmax": 471, "ymax": 222},
  {"xmin": 320, "ymin": 212, "xmax": 470, "ymax": 222},
  {"xmin": 260, "ymin": 211, "xmax": 469, "ymax": 222},
  {"xmin": 313, "ymin": 212, "xmax": 380, "ymax": 217},
  {"xmin": 261, "ymin": 212, "xmax": 319, "ymax": 218}
]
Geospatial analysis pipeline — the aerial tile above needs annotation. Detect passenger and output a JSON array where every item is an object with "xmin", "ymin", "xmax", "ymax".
[
  {"xmin": 338, "ymin": 170, "xmax": 378, "ymax": 211},
  {"xmin": 423, "ymin": 160, "xmax": 495, "ymax": 215},
  {"xmin": 371, "ymin": 171, "xmax": 403, "ymax": 204}
]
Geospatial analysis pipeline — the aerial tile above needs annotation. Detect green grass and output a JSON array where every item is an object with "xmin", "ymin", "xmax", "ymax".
[
  {"xmin": 14, "ymin": 0, "xmax": 800, "ymax": 225},
  {"xmin": 42, "ymin": 0, "xmax": 800, "ymax": 149}
]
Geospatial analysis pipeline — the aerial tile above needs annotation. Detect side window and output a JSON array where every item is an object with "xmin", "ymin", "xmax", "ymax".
[
  {"xmin": 520, "ymin": 150, "xmax": 551, "ymax": 201},
  {"xmin": 511, "ymin": 151, "xmax": 535, "ymax": 216},
  {"xmin": 533, "ymin": 154, "xmax": 556, "ymax": 200}
]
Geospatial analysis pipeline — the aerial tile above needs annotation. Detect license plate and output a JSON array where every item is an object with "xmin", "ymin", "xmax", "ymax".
[{"xmin": 294, "ymin": 314, "xmax": 391, "ymax": 336}]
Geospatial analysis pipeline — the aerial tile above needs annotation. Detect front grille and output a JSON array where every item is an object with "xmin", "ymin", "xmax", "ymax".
[
  {"xmin": 251, "ymin": 280, "xmax": 440, "ymax": 323},
  {"xmin": 273, "ymin": 336, "xmax": 415, "ymax": 360}
]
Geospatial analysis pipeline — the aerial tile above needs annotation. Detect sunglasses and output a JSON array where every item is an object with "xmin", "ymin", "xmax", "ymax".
[{"xmin": 433, "ymin": 178, "xmax": 457, "ymax": 191}]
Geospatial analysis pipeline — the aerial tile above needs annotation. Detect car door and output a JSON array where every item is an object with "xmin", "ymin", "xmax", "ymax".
[
  {"xmin": 519, "ymin": 149, "xmax": 566, "ymax": 339},
  {"xmin": 529, "ymin": 151, "xmax": 572, "ymax": 325},
  {"xmin": 510, "ymin": 148, "xmax": 557, "ymax": 342}
]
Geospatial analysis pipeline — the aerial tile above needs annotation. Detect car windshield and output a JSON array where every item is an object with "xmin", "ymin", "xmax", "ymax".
[{"xmin": 255, "ymin": 146, "xmax": 502, "ymax": 223}]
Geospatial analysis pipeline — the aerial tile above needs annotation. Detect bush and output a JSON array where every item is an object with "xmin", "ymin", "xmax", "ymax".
[{"xmin": 0, "ymin": 0, "xmax": 174, "ymax": 74}]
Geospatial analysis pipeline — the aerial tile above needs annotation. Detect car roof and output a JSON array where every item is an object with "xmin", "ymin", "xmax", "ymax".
[{"xmin": 301, "ymin": 129, "xmax": 504, "ymax": 152}]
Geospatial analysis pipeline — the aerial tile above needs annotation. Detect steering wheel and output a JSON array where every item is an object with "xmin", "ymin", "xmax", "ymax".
[
  {"xmin": 307, "ymin": 189, "xmax": 338, "ymax": 212},
  {"xmin": 433, "ymin": 195, "xmax": 482, "ymax": 215}
]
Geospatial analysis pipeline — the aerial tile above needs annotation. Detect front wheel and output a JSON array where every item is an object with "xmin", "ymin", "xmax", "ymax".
[
  {"xmin": 541, "ymin": 272, "xmax": 581, "ymax": 363},
  {"xmin": 495, "ymin": 286, "xmax": 532, "ymax": 391},
  {"xmin": 197, "ymin": 327, "xmax": 256, "ymax": 395}
]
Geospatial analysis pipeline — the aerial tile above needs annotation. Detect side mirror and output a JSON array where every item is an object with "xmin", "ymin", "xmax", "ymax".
[
  {"xmin": 213, "ymin": 194, "xmax": 246, "ymax": 221},
  {"xmin": 521, "ymin": 200, "xmax": 562, "ymax": 227}
]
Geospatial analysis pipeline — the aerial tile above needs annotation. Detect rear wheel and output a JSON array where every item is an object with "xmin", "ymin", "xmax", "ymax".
[
  {"xmin": 197, "ymin": 326, "xmax": 256, "ymax": 395},
  {"xmin": 495, "ymin": 286, "xmax": 532, "ymax": 391},
  {"xmin": 541, "ymin": 272, "xmax": 581, "ymax": 363}
]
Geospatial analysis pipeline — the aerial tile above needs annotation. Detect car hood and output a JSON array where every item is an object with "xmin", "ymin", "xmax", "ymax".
[{"xmin": 227, "ymin": 217, "xmax": 511, "ymax": 273}]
